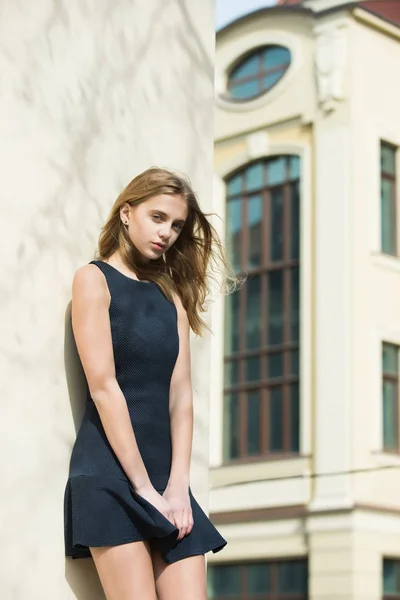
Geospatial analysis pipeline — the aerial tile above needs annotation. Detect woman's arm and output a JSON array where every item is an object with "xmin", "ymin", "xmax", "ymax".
[
  {"xmin": 163, "ymin": 293, "xmax": 194, "ymax": 539},
  {"xmin": 71, "ymin": 265, "xmax": 174, "ymax": 523},
  {"xmin": 167, "ymin": 293, "xmax": 194, "ymax": 489}
]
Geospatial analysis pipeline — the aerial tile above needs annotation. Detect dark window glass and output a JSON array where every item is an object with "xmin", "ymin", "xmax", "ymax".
[
  {"xmin": 208, "ymin": 564, "xmax": 241, "ymax": 597},
  {"xmin": 230, "ymin": 54, "xmax": 260, "ymax": 81},
  {"xmin": 263, "ymin": 46, "xmax": 291, "ymax": 70},
  {"xmin": 291, "ymin": 181, "xmax": 300, "ymax": 260},
  {"xmin": 269, "ymin": 270, "xmax": 284, "ymax": 345},
  {"xmin": 383, "ymin": 343, "xmax": 398, "ymax": 374},
  {"xmin": 224, "ymin": 290, "xmax": 239, "ymax": 354},
  {"xmin": 383, "ymin": 559, "xmax": 399, "ymax": 595},
  {"xmin": 208, "ymin": 560, "xmax": 307, "ymax": 599},
  {"xmin": 226, "ymin": 198, "xmax": 242, "ymax": 271},
  {"xmin": 224, "ymin": 360, "xmax": 238, "ymax": 388},
  {"xmin": 383, "ymin": 381, "xmax": 397, "ymax": 450},
  {"xmin": 246, "ymin": 276, "xmax": 262, "ymax": 349},
  {"xmin": 380, "ymin": 142, "xmax": 397, "ymax": 256},
  {"xmin": 270, "ymin": 387, "xmax": 283, "ymax": 452},
  {"xmin": 264, "ymin": 70, "xmax": 283, "ymax": 89},
  {"xmin": 248, "ymin": 194, "xmax": 263, "ymax": 268},
  {"xmin": 227, "ymin": 46, "xmax": 291, "ymax": 102},
  {"xmin": 230, "ymin": 79, "xmax": 259, "ymax": 100},
  {"xmin": 224, "ymin": 156, "xmax": 300, "ymax": 459},
  {"xmin": 381, "ymin": 145, "xmax": 396, "ymax": 175},
  {"xmin": 291, "ymin": 349, "xmax": 299, "ymax": 376},
  {"xmin": 224, "ymin": 394, "xmax": 239, "ymax": 460},
  {"xmin": 227, "ymin": 175, "xmax": 241, "ymax": 196},
  {"xmin": 268, "ymin": 157, "xmax": 286, "ymax": 186},
  {"xmin": 247, "ymin": 392, "xmax": 261, "ymax": 455},
  {"xmin": 290, "ymin": 383, "xmax": 300, "ymax": 453},
  {"xmin": 269, "ymin": 352, "xmax": 284, "ymax": 379},
  {"xmin": 278, "ymin": 560, "xmax": 308, "ymax": 593},
  {"xmin": 247, "ymin": 562, "xmax": 271, "ymax": 594},
  {"xmin": 245, "ymin": 163, "xmax": 264, "ymax": 191},
  {"xmin": 290, "ymin": 156, "xmax": 301, "ymax": 180},
  {"xmin": 246, "ymin": 356, "xmax": 261, "ymax": 382},
  {"xmin": 381, "ymin": 179, "xmax": 396, "ymax": 255},
  {"xmin": 270, "ymin": 188, "xmax": 284, "ymax": 262},
  {"xmin": 382, "ymin": 343, "xmax": 399, "ymax": 452},
  {"xmin": 291, "ymin": 267, "xmax": 300, "ymax": 342}
]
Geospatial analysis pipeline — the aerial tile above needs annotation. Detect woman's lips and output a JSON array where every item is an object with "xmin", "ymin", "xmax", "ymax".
[{"xmin": 151, "ymin": 242, "xmax": 165, "ymax": 251}]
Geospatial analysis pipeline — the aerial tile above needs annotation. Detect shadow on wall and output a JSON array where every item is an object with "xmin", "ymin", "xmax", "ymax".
[{"xmin": 63, "ymin": 301, "xmax": 105, "ymax": 600}]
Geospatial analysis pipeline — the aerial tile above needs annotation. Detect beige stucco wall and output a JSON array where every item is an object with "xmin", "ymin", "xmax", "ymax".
[
  {"xmin": 348, "ymin": 13, "xmax": 400, "ymax": 509},
  {"xmin": 215, "ymin": 11, "xmax": 315, "ymax": 141},
  {"xmin": 0, "ymin": 1, "xmax": 215, "ymax": 598}
]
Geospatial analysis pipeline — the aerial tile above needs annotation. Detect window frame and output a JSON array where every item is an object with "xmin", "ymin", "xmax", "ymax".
[
  {"xmin": 207, "ymin": 558, "xmax": 308, "ymax": 600},
  {"xmin": 383, "ymin": 557, "xmax": 400, "ymax": 599},
  {"xmin": 223, "ymin": 156, "xmax": 301, "ymax": 463},
  {"xmin": 382, "ymin": 342, "xmax": 400, "ymax": 454},
  {"xmin": 226, "ymin": 45, "xmax": 291, "ymax": 102},
  {"xmin": 380, "ymin": 140, "xmax": 398, "ymax": 257}
]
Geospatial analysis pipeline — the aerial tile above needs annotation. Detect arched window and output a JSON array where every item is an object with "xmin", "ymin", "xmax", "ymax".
[
  {"xmin": 224, "ymin": 156, "xmax": 300, "ymax": 460},
  {"xmin": 227, "ymin": 46, "xmax": 291, "ymax": 101}
]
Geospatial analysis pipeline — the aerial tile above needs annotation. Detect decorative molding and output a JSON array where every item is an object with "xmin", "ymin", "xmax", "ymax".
[
  {"xmin": 211, "ymin": 502, "xmax": 400, "ymax": 526},
  {"xmin": 246, "ymin": 131, "xmax": 270, "ymax": 159},
  {"xmin": 314, "ymin": 23, "xmax": 348, "ymax": 113},
  {"xmin": 216, "ymin": 142, "xmax": 308, "ymax": 179},
  {"xmin": 210, "ymin": 505, "xmax": 307, "ymax": 525}
]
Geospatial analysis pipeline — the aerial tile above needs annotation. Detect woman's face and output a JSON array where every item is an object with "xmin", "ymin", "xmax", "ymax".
[{"xmin": 121, "ymin": 194, "xmax": 188, "ymax": 261}]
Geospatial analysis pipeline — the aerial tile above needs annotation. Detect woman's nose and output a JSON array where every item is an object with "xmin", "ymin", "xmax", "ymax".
[{"xmin": 159, "ymin": 226, "xmax": 172, "ymax": 240}]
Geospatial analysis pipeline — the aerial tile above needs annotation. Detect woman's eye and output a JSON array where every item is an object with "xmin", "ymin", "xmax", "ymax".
[{"xmin": 152, "ymin": 215, "xmax": 162, "ymax": 221}]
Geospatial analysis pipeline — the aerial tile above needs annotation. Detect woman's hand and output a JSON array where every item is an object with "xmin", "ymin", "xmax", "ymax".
[
  {"xmin": 135, "ymin": 484, "xmax": 176, "ymax": 526},
  {"xmin": 162, "ymin": 484, "xmax": 194, "ymax": 541}
]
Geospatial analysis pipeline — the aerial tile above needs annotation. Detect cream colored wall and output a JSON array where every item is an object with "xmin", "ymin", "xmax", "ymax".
[
  {"xmin": 308, "ymin": 509, "xmax": 400, "ymax": 600},
  {"xmin": 215, "ymin": 12, "xmax": 315, "ymax": 141},
  {"xmin": 347, "ymin": 14, "xmax": 400, "ymax": 509},
  {"xmin": 208, "ymin": 517, "xmax": 308, "ymax": 564},
  {"xmin": 0, "ymin": 1, "xmax": 215, "ymax": 598}
]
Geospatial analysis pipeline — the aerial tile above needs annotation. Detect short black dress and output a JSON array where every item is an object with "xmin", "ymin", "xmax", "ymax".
[{"xmin": 64, "ymin": 260, "xmax": 226, "ymax": 562}]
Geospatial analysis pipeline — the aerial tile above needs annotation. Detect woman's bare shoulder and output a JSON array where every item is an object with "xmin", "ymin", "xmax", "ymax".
[{"xmin": 72, "ymin": 264, "xmax": 108, "ymax": 299}]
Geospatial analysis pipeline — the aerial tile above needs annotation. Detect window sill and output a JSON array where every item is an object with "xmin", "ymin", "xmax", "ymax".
[
  {"xmin": 371, "ymin": 252, "xmax": 400, "ymax": 273},
  {"xmin": 210, "ymin": 454, "xmax": 311, "ymax": 489},
  {"xmin": 371, "ymin": 450, "xmax": 400, "ymax": 467}
]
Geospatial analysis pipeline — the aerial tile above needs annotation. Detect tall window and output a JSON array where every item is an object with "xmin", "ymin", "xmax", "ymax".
[
  {"xmin": 224, "ymin": 156, "xmax": 300, "ymax": 460},
  {"xmin": 382, "ymin": 343, "xmax": 400, "ymax": 452},
  {"xmin": 383, "ymin": 558, "xmax": 400, "ymax": 599},
  {"xmin": 381, "ymin": 142, "xmax": 397, "ymax": 256},
  {"xmin": 208, "ymin": 559, "xmax": 308, "ymax": 599}
]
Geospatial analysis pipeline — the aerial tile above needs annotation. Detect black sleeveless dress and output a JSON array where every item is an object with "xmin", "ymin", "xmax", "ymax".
[{"xmin": 64, "ymin": 260, "xmax": 227, "ymax": 562}]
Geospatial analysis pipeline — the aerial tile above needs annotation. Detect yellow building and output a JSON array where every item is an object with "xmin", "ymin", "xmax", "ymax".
[{"xmin": 209, "ymin": 1, "xmax": 400, "ymax": 598}]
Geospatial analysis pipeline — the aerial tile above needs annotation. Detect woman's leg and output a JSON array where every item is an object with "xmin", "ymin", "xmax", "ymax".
[
  {"xmin": 151, "ymin": 549, "xmax": 207, "ymax": 600},
  {"xmin": 90, "ymin": 541, "xmax": 157, "ymax": 600}
]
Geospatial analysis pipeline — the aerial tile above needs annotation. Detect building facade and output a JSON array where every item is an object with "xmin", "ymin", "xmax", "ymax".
[{"xmin": 209, "ymin": 1, "xmax": 400, "ymax": 598}]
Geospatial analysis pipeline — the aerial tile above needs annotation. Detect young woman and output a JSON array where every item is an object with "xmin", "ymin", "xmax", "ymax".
[{"xmin": 64, "ymin": 167, "xmax": 235, "ymax": 600}]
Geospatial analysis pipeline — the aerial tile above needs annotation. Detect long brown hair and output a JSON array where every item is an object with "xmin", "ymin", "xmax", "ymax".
[{"xmin": 96, "ymin": 167, "xmax": 240, "ymax": 336}]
